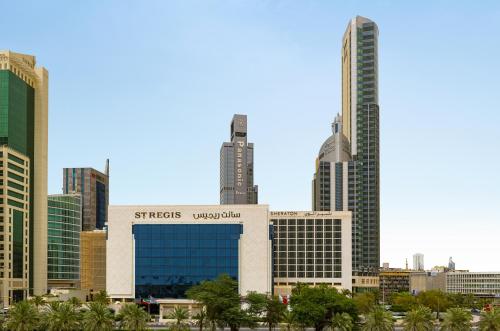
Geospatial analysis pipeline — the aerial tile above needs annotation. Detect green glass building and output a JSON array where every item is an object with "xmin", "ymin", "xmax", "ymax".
[
  {"xmin": 47, "ymin": 194, "xmax": 82, "ymax": 289},
  {"xmin": 0, "ymin": 50, "xmax": 49, "ymax": 299}
]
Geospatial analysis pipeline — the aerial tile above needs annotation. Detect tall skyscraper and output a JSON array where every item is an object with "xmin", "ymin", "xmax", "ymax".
[
  {"xmin": 63, "ymin": 161, "xmax": 109, "ymax": 231},
  {"xmin": 0, "ymin": 51, "xmax": 49, "ymax": 299},
  {"xmin": 220, "ymin": 114, "xmax": 258, "ymax": 204},
  {"xmin": 313, "ymin": 16, "xmax": 380, "ymax": 286},
  {"xmin": 413, "ymin": 253, "xmax": 424, "ymax": 271}
]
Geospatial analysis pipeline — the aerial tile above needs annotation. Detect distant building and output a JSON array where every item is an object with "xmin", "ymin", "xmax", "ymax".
[
  {"xmin": 220, "ymin": 115, "xmax": 258, "ymax": 205},
  {"xmin": 270, "ymin": 211, "xmax": 353, "ymax": 296},
  {"xmin": 80, "ymin": 230, "xmax": 106, "ymax": 293},
  {"xmin": 413, "ymin": 253, "xmax": 424, "ymax": 271},
  {"xmin": 448, "ymin": 257, "xmax": 455, "ymax": 271},
  {"xmin": 409, "ymin": 271, "xmax": 446, "ymax": 294},
  {"xmin": 446, "ymin": 272, "xmax": 500, "ymax": 298},
  {"xmin": 47, "ymin": 194, "xmax": 82, "ymax": 289},
  {"xmin": 63, "ymin": 162, "xmax": 109, "ymax": 231},
  {"xmin": 379, "ymin": 269, "xmax": 411, "ymax": 302}
]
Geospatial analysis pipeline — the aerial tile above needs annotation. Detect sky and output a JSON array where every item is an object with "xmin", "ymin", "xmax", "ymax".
[{"xmin": 2, "ymin": 0, "xmax": 499, "ymax": 272}]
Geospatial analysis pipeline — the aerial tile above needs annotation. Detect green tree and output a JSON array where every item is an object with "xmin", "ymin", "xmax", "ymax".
[
  {"xmin": 93, "ymin": 290, "xmax": 110, "ymax": 305},
  {"xmin": 391, "ymin": 292, "xmax": 418, "ymax": 312},
  {"xmin": 246, "ymin": 292, "xmax": 267, "ymax": 317},
  {"xmin": 29, "ymin": 295, "xmax": 45, "ymax": 309},
  {"xmin": 403, "ymin": 306, "xmax": 434, "ymax": 331},
  {"xmin": 167, "ymin": 306, "xmax": 190, "ymax": 330},
  {"xmin": 354, "ymin": 292, "xmax": 377, "ymax": 315},
  {"xmin": 186, "ymin": 274, "xmax": 241, "ymax": 331},
  {"xmin": 289, "ymin": 283, "xmax": 357, "ymax": 331},
  {"xmin": 479, "ymin": 309, "xmax": 500, "ymax": 331},
  {"xmin": 82, "ymin": 302, "xmax": 115, "ymax": 331},
  {"xmin": 193, "ymin": 308, "xmax": 207, "ymax": 331},
  {"xmin": 331, "ymin": 312, "xmax": 354, "ymax": 331},
  {"xmin": 42, "ymin": 301, "xmax": 82, "ymax": 331},
  {"xmin": 119, "ymin": 303, "xmax": 149, "ymax": 331},
  {"xmin": 263, "ymin": 296, "xmax": 286, "ymax": 331},
  {"xmin": 362, "ymin": 306, "xmax": 394, "ymax": 331},
  {"xmin": 5, "ymin": 300, "xmax": 39, "ymax": 331},
  {"xmin": 440, "ymin": 307, "xmax": 471, "ymax": 331},
  {"xmin": 68, "ymin": 296, "xmax": 82, "ymax": 308},
  {"xmin": 417, "ymin": 290, "xmax": 449, "ymax": 320},
  {"xmin": 281, "ymin": 310, "xmax": 296, "ymax": 331}
]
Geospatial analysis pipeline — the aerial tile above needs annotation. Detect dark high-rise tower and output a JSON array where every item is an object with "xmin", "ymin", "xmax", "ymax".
[
  {"xmin": 63, "ymin": 161, "xmax": 109, "ymax": 231},
  {"xmin": 220, "ymin": 114, "xmax": 258, "ymax": 204},
  {"xmin": 313, "ymin": 16, "xmax": 380, "ymax": 285}
]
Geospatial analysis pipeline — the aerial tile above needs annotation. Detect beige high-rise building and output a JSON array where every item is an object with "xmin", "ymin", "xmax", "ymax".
[
  {"xmin": 0, "ymin": 147, "xmax": 30, "ymax": 307},
  {"xmin": 80, "ymin": 230, "xmax": 106, "ymax": 293},
  {"xmin": 0, "ymin": 51, "xmax": 49, "ymax": 299}
]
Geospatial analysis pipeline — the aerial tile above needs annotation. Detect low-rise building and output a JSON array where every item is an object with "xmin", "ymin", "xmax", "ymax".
[
  {"xmin": 106, "ymin": 205, "xmax": 273, "ymax": 306},
  {"xmin": 446, "ymin": 271, "xmax": 500, "ymax": 298},
  {"xmin": 379, "ymin": 269, "xmax": 411, "ymax": 301},
  {"xmin": 269, "ymin": 211, "xmax": 352, "ymax": 296}
]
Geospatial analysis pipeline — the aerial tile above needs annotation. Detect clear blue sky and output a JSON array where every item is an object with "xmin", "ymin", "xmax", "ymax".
[{"xmin": 2, "ymin": 0, "xmax": 499, "ymax": 271}]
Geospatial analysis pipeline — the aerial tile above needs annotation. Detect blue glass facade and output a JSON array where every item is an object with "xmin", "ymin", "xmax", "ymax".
[
  {"xmin": 133, "ymin": 224, "xmax": 242, "ymax": 299},
  {"xmin": 95, "ymin": 181, "xmax": 106, "ymax": 229}
]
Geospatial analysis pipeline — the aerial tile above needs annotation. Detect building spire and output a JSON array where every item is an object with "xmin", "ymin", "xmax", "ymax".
[{"xmin": 105, "ymin": 159, "xmax": 109, "ymax": 177}]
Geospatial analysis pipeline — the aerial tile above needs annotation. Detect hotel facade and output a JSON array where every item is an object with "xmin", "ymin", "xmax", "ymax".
[
  {"xmin": 270, "ymin": 211, "xmax": 352, "ymax": 295},
  {"xmin": 106, "ymin": 205, "xmax": 273, "ymax": 300}
]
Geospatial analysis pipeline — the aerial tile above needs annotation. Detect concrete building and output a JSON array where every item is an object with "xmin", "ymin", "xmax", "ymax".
[
  {"xmin": 0, "ymin": 147, "xmax": 30, "ymax": 306},
  {"xmin": 80, "ymin": 230, "xmax": 106, "ymax": 293},
  {"xmin": 413, "ymin": 253, "xmax": 424, "ymax": 271},
  {"xmin": 106, "ymin": 205, "xmax": 272, "ymax": 301},
  {"xmin": 270, "ymin": 211, "xmax": 352, "ymax": 296},
  {"xmin": 409, "ymin": 271, "xmax": 446, "ymax": 295},
  {"xmin": 446, "ymin": 272, "xmax": 500, "ymax": 298},
  {"xmin": 312, "ymin": 16, "xmax": 380, "ymax": 292},
  {"xmin": 47, "ymin": 194, "xmax": 82, "ymax": 289},
  {"xmin": 220, "ymin": 115, "xmax": 258, "ymax": 205},
  {"xmin": 379, "ymin": 269, "xmax": 414, "ymax": 302},
  {"xmin": 0, "ymin": 50, "xmax": 49, "ymax": 297},
  {"xmin": 63, "ymin": 162, "xmax": 109, "ymax": 231}
]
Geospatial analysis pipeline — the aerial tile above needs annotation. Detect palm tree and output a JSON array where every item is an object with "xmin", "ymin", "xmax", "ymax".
[
  {"xmin": 403, "ymin": 306, "xmax": 434, "ymax": 331},
  {"xmin": 331, "ymin": 312, "xmax": 354, "ymax": 331},
  {"xmin": 479, "ymin": 309, "xmax": 500, "ymax": 331},
  {"xmin": 362, "ymin": 306, "xmax": 394, "ymax": 331},
  {"xmin": 93, "ymin": 290, "xmax": 110, "ymax": 305},
  {"xmin": 167, "ymin": 306, "xmax": 189, "ymax": 329},
  {"xmin": 281, "ymin": 310, "xmax": 296, "ymax": 331},
  {"xmin": 83, "ymin": 302, "xmax": 115, "ymax": 331},
  {"xmin": 29, "ymin": 295, "xmax": 45, "ymax": 309},
  {"xmin": 68, "ymin": 296, "xmax": 82, "ymax": 308},
  {"xmin": 193, "ymin": 308, "xmax": 206, "ymax": 331},
  {"xmin": 119, "ymin": 303, "xmax": 150, "ymax": 331},
  {"xmin": 5, "ymin": 300, "xmax": 39, "ymax": 331},
  {"xmin": 42, "ymin": 301, "xmax": 82, "ymax": 331},
  {"xmin": 440, "ymin": 308, "xmax": 471, "ymax": 331}
]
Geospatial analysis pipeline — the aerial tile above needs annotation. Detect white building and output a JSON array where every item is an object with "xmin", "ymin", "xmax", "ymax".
[
  {"xmin": 106, "ymin": 205, "xmax": 273, "ymax": 302},
  {"xmin": 269, "ymin": 211, "xmax": 352, "ymax": 295},
  {"xmin": 446, "ymin": 271, "xmax": 500, "ymax": 297},
  {"xmin": 413, "ymin": 253, "xmax": 424, "ymax": 271}
]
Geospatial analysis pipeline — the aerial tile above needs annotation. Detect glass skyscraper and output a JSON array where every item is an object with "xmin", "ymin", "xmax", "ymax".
[
  {"xmin": 220, "ymin": 114, "xmax": 258, "ymax": 204},
  {"xmin": 63, "ymin": 163, "xmax": 109, "ymax": 231},
  {"xmin": 0, "ymin": 50, "xmax": 49, "ymax": 299},
  {"xmin": 47, "ymin": 194, "xmax": 82, "ymax": 289},
  {"xmin": 313, "ymin": 16, "xmax": 380, "ymax": 287}
]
